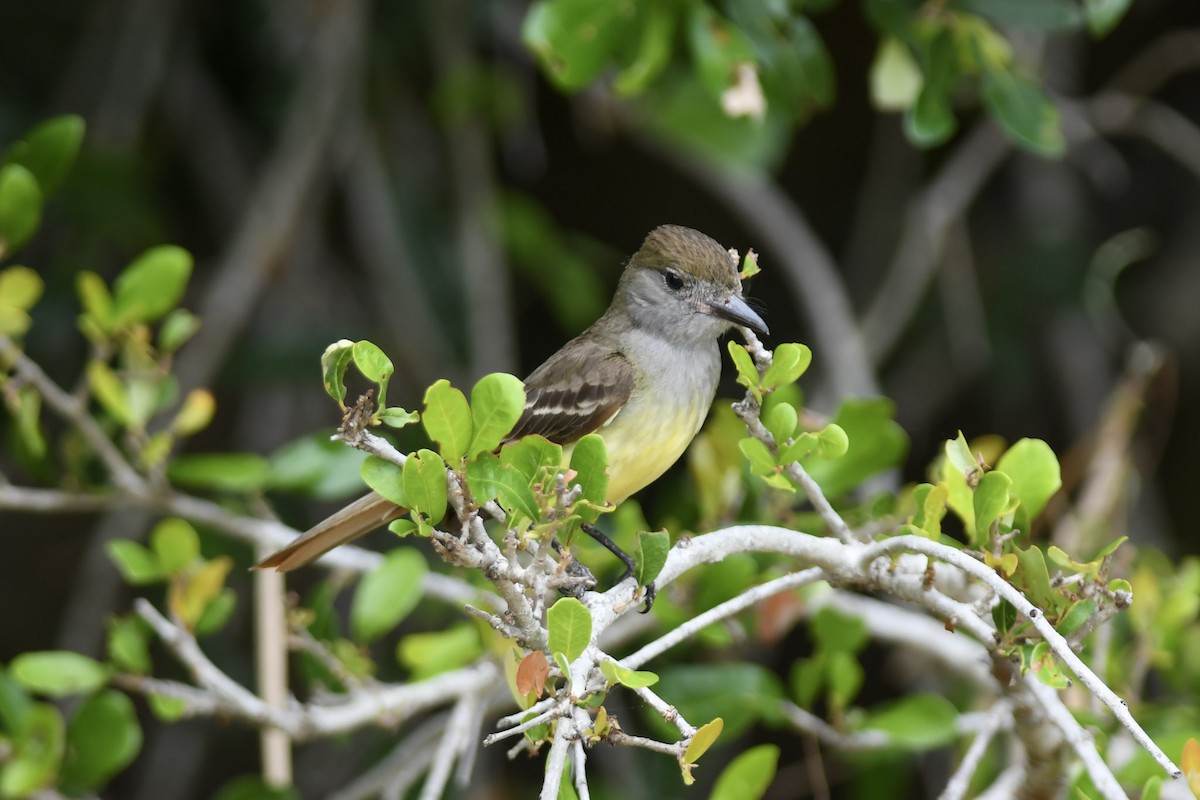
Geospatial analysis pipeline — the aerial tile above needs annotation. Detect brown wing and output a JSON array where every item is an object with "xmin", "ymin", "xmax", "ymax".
[
  {"xmin": 506, "ymin": 335, "xmax": 634, "ymax": 446},
  {"xmin": 255, "ymin": 492, "xmax": 405, "ymax": 572}
]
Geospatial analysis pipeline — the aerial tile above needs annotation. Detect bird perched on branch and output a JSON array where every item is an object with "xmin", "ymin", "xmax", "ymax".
[{"xmin": 257, "ymin": 224, "xmax": 768, "ymax": 605}]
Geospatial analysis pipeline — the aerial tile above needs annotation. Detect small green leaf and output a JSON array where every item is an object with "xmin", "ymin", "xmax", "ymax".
[
  {"xmin": 980, "ymin": 65, "xmax": 1065, "ymax": 158},
  {"xmin": 387, "ymin": 518, "xmax": 420, "ymax": 538},
  {"xmin": 351, "ymin": 549, "xmax": 427, "ymax": 641},
  {"xmin": 402, "ymin": 448, "xmax": 448, "ymax": 525},
  {"xmin": 522, "ymin": 0, "xmax": 640, "ymax": 91},
  {"xmin": 266, "ymin": 431, "xmax": 368, "ymax": 499},
  {"xmin": 825, "ymin": 650, "xmax": 864, "ymax": 710},
  {"xmin": 739, "ymin": 437, "xmax": 777, "ymax": 476},
  {"xmin": 1012, "ymin": 545, "xmax": 1055, "ymax": 611},
  {"xmin": 168, "ymin": 557, "xmax": 232, "ymax": 631},
  {"xmin": 0, "ymin": 265, "xmax": 43, "ymax": 309},
  {"xmin": 147, "ymin": 694, "xmax": 187, "ymax": 722},
  {"xmin": 106, "ymin": 616, "xmax": 152, "ymax": 674},
  {"xmin": 0, "ymin": 164, "xmax": 43, "ymax": 254},
  {"xmin": 811, "ymin": 607, "xmax": 869, "ymax": 653},
  {"xmin": 547, "ymin": 597, "xmax": 592, "ymax": 662},
  {"xmin": 320, "ymin": 339, "xmax": 355, "ymax": 407},
  {"xmin": 910, "ymin": 483, "xmax": 948, "ymax": 538},
  {"xmin": 76, "ymin": 271, "xmax": 113, "ymax": 332},
  {"xmin": 612, "ymin": 0, "xmax": 676, "ymax": 95},
  {"xmin": 1029, "ymin": 642, "xmax": 1070, "ymax": 688},
  {"xmin": 111, "ymin": 245, "xmax": 193, "ymax": 326},
  {"xmin": 763, "ymin": 402, "xmax": 798, "ymax": 445},
  {"xmin": 683, "ymin": 717, "xmax": 724, "ymax": 764},
  {"xmin": 762, "ymin": 343, "xmax": 812, "ymax": 390},
  {"xmin": 1140, "ymin": 775, "xmax": 1162, "ymax": 800},
  {"xmin": 360, "ymin": 454, "xmax": 408, "ymax": 507},
  {"xmin": 870, "ymin": 37, "xmax": 921, "ymax": 111},
  {"xmin": 13, "ymin": 387, "xmax": 46, "ymax": 458},
  {"xmin": 1083, "ymin": 0, "xmax": 1132, "ymax": 37},
  {"xmin": 171, "ymin": 389, "xmax": 215, "ymax": 437},
  {"xmin": 973, "ymin": 471, "xmax": 1014, "ymax": 545},
  {"xmin": 352, "ymin": 340, "xmax": 393, "ymax": 407},
  {"xmin": 710, "ymin": 743, "xmax": 779, "ymax": 800},
  {"xmin": 468, "ymin": 372, "xmax": 526, "ymax": 459},
  {"xmin": 467, "ymin": 451, "xmax": 540, "ymax": 521},
  {"xmin": 167, "ymin": 452, "xmax": 270, "ymax": 493},
  {"xmin": 11, "ymin": 652, "xmax": 110, "ymax": 698},
  {"xmin": 3, "ymin": 114, "xmax": 85, "ymax": 195},
  {"xmin": 636, "ymin": 529, "xmax": 670, "ymax": 587},
  {"xmin": 0, "ymin": 666, "xmax": 34, "ymax": 736},
  {"xmin": 727, "ymin": 341, "xmax": 761, "ymax": 400},
  {"xmin": 904, "ymin": 30, "xmax": 957, "ymax": 147},
  {"xmin": 106, "ymin": 540, "xmax": 163, "ymax": 585},
  {"xmin": 87, "ymin": 360, "xmax": 132, "ymax": 426},
  {"xmin": 378, "ymin": 407, "xmax": 419, "ymax": 429},
  {"xmin": 815, "ymin": 423, "xmax": 848, "ymax": 459},
  {"xmin": 423, "ymin": 379, "xmax": 473, "ymax": 462},
  {"xmin": 995, "ymin": 438, "xmax": 1061, "ymax": 520},
  {"xmin": 60, "ymin": 690, "xmax": 141, "ymax": 793},
  {"xmin": 861, "ymin": 693, "xmax": 958, "ymax": 749},
  {"xmin": 599, "ymin": 660, "xmax": 660, "ymax": 689},
  {"xmin": 569, "ymin": 433, "xmax": 608, "ymax": 511},
  {"xmin": 157, "ymin": 308, "xmax": 201, "ymax": 353},
  {"xmin": 0, "ymin": 703, "xmax": 63, "ymax": 797},
  {"xmin": 738, "ymin": 250, "xmax": 761, "ymax": 280},
  {"xmin": 397, "ymin": 625, "xmax": 483, "ymax": 680},
  {"xmin": 195, "ymin": 588, "xmax": 237, "ymax": 636},
  {"xmin": 150, "ymin": 518, "xmax": 200, "ymax": 574}
]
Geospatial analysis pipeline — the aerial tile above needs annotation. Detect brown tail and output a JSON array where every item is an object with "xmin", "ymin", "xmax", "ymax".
[{"xmin": 254, "ymin": 492, "xmax": 406, "ymax": 572}]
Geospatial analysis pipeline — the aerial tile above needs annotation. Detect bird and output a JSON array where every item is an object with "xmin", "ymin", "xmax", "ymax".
[{"xmin": 256, "ymin": 224, "xmax": 768, "ymax": 596}]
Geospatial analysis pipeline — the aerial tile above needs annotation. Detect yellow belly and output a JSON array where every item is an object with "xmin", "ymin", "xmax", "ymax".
[{"xmin": 564, "ymin": 396, "xmax": 709, "ymax": 504}]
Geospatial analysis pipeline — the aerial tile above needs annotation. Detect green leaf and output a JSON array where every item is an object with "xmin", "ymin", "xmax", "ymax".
[
  {"xmin": 762, "ymin": 343, "xmax": 812, "ymax": 390},
  {"xmin": 904, "ymin": 31, "xmax": 957, "ymax": 147},
  {"xmin": 423, "ymin": 379, "xmax": 473, "ymax": 463},
  {"xmin": 727, "ymin": 341, "xmax": 762, "ymax": 400},
  {"xmin": 710, "ymin": 744, "xmax": 779, "ymax": 800},
  {"xmin": 352, "ymin": 339, "xmax": 393, "ymax": 408},
  {"xmin": 569, "ymin": 433, "xmax": 608, "ymax": 512},
  {"xmin": 688, "ymin": 3, "xmax": 757, "ymax": 100},
  {"xmin": 402, "ymin": 448, "xmax": 448, "ymax": 525},
  {"xmin": 60, "ymin": 690, "xmax": 141, "ymax": 793},
  {"xmin": 871, "ymin": 37, "xmax": 921, "ymax": 111},
  {"xmin": 76, "ymin": 271, "xmax": 113, "ymax": 332},
  {"xmin": 468, "ymin": 373, "xmax": 526, "ymax": 459},
  {"xmin": 764, "ymin": 402, "xmax": 798, "ymax": 444},
  {"xmin": 378, "ymin": 407, "xmax": 419, "ymax": 429},
  {"xmin": 0, "ymin": 265, "xmax": 43, "ymax": 310},
  {"xmin": 861, "ymin": 693, "xmax": 958, "ymax": 749},
  {"xmin": 0, "ymin": 666, "xmax": 33, "ymax": 736},
  {"xmin": 683, "ymin": 717, "xmax": 724, "ymax": 764},
  {"xmin": 87, "ymin": 360, "xmax": 131, "ymax": 426},
  {"xmin": 1140, "ymin": 775, "xmax": 1162, "ymax": 800},
  {"xmin": 107, "ymin": 615, "xmax": 152, "ymax": 675},
  {"xmin": 739, "ymin": 437, "xmax": 777, "ymax": 477},
  {"xmin": 171, "ymin": 389, "xmax": 215, "ymax": 437},
  {"xmin": 980, "ymin": 65, "xmax": 1065, "ymax": 158},
  {"xmin": 157, "ymin": 308, "xmax": 201, "ymax": 353},
  {"xmin": 350, "ymin": 549, "xmax": 427, "ymax": 641},
  {"xmin": 547, "ymin": 597, "xmax": 592, "ymax": 662},
  {"xmin": 599, "ymin": 660, "xmax": 659, "ymax": 689},
  {"xmin": 613, "ymin": 0, "xmax": 677, "ymax": 94},
  {"xmin": 952, "ymin": 0, "xmax": 1083, "ymax": 31},
  {"xmin": 13, "ymin": 387, "xmax": 46, "ymax": 459},
  {"xmin": 195, "ymin": 588, "xmax": 237, "ymax": 636},
  {"xmin": 111, "ymin": 245, "xmax": 193, "ymax": 326},
  {"xmin": 635, "ymin": 529, "xmax": 670, "ymax": 586},
  {"xmin": 973, "ymin": 471, "xmax": 1014, "ymax": 545},
  {"xmin": 995, "ymin": 438, "xmax": 1061, "ymax": 520},
  {"xmin": 0, "ymin": 164, "xmax": 43, "ymax": 254},
  {"xmin": 397, "ymin": 624, "xmax": 482, "ymax": 680},
  {"xmin": 1030, "ymin": 642, "xmax": 1070, "ymax": 688},
  {"xmin": 0, "ymin": 703, "xmax": 64, "ymax": 797},
  {"xmin": 106, "ymin": 540, "xmax": 163, "ymax": 585},
  {"xmin": 167, "ymin": 452, "xmax": 270, "ymax": 493},
  {"xmin": 825, "ymin": 649, "xmax": 864, "ymax": 710},
  {"xmin": 147, "ymin": 694, "xmax": 187, "ymax": 722},
  {"xmin": 3, "ymin": 115, "xmax": 85, "ymax": 195},
  {"xmin": 801, "ymin": 398, "xmax": 908, "ymax": 497},
  {"xmin": 320, "ymin": 339, "xmax": 355, "ymax": 407},
  {"xmin": 150, "ymin": 518, "xmax": 200, "ymax": 574},
  {"xmin": 1083, "ymin": 0, "xmax": 1132, "ymax": 37},
  {"xmin": 522, "ymin": 0, "xmax": 639, "ymax": 91},
  {"xmin": 11, "ymin": 652, "xmax": 110, "ymax": 698},
  {"xmin": 1012, "ymin": 544, "xmax": 1056, "ymax": 611},
  {"xmin": 811, "ymin": 606, "xmax": 869, "ymax": 653},
  {"xmin": 815, "ymin": 423, "xmax": 849, "ymax": 459}
]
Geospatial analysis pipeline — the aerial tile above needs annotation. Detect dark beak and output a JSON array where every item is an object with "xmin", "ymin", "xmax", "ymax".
[{"xmin": 707, "ymin": 294, "xmax": 769, "ymax": 336}]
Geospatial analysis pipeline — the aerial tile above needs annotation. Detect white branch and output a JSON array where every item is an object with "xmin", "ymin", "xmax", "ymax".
[{"xmin": 939, "ymin": 702, "xmax": 1011, "ymax": 800}]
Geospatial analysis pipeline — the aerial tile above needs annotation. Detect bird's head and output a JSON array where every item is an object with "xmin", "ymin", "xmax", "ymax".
[{"xmin": 618, "ymin": 224, "xmax": 768, "ymax": 344}]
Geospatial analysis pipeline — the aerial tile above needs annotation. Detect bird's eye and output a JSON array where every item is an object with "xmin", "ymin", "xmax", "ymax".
[{"xmin": 663, "ymin": 269, "xmax": 684, "ymax": 291}]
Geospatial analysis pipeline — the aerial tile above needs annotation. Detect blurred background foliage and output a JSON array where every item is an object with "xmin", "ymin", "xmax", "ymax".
[{"xmin": 2, "ymin": 0, "xmax": 1200, "ymax": 797}]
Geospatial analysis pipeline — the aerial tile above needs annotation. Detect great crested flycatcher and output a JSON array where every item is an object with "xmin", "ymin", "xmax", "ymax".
[{"xmin": 257, "ymin": 224, "xmax": 768, "ymax": 573}]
